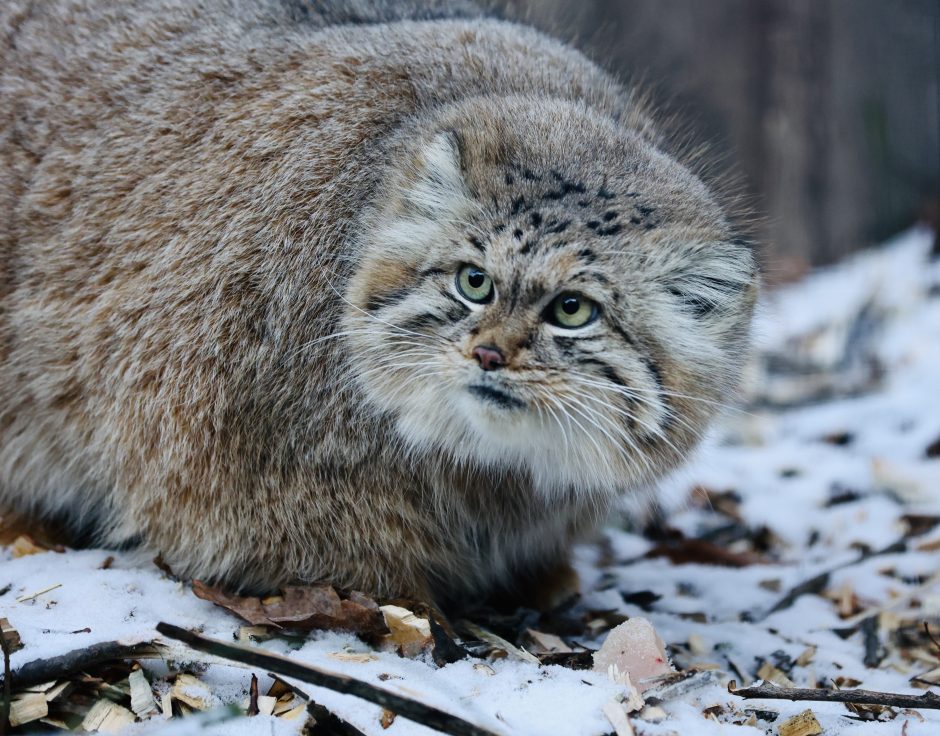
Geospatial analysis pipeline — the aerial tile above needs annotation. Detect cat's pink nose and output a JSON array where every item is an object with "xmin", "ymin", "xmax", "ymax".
[{"xmin": 472, "ymin": 345, "xmax": 506, "ymax": 371}]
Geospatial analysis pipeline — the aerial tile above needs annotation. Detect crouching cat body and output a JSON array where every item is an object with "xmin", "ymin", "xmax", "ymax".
[{"xmin": 0, "ymin": 0, "xmax": 757, "ymax": 604}]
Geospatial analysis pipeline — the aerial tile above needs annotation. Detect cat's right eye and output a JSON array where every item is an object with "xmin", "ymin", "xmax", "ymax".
[{"xmin": 456, "ymin": 265, "xmax": 494, "ymax": 304}]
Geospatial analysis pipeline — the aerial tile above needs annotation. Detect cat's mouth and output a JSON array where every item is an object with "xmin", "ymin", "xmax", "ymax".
[{"xmin": 466, "ymin": 383, "xmax": 526, "ymax": 410}]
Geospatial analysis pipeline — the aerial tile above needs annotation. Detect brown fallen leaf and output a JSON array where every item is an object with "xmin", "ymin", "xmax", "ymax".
[
  {"xmin": 645, "ymin": 538, "xmax": 765, "ymax": 568},
  {"xmin": 192, "ymin": 581, "xmax": 388, "ymax": 638}
]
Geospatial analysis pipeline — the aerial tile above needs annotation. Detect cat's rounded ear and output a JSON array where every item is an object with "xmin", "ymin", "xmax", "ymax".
[
  {"xmin": 397, "ymin": 131, "xmax": 471, "ymax": 219},
  {"xmin": 659, "ymin": 238, "xmax": 759, "ymax": 320}
]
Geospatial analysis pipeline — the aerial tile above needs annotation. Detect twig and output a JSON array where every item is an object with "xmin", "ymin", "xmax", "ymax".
[
  {"xmin": 1, "ymin": 625, "xmax": 11, "ymax": 736},
  {"xmin": 157, "ymin": 622, "xmax": 500, "ymax": 736},
  {"xmin": 15, "ymin": 583, "xmax": 62, "ymax": 603},
  {"xmin": 729, "ymin": 680, "xmax": 940, "ymax": 711},
  {"xmin": 762, "ymin": 539, "xmax": 907, "ymax": 620},
  {"xmin": 0, "ymin": 641, "xmax": 163, "ymax": 690}
]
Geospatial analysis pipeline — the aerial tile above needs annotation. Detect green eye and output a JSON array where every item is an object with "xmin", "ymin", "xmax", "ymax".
[
  {"xmin": 549, "ymin": 293, "xmax": 597, "ymax": 328},
  {"xmin": 456, "ymin": 265, "xmax": 494, "ymax": 303}
]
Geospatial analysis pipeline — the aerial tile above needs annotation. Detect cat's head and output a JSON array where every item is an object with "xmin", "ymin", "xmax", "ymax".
[{"xmin": 345, "ymin": 97, "xmax": 757, "ymax": 497}]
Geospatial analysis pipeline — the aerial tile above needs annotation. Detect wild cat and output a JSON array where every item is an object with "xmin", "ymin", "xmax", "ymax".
[{"xmin": 0, "ymin": 0, "xmax": 757, "ymax": 606}]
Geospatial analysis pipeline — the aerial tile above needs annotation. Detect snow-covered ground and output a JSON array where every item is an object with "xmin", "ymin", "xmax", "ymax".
[{"xmin": 3, "ymin": 227, "xmax": 940, "ymax": 735}]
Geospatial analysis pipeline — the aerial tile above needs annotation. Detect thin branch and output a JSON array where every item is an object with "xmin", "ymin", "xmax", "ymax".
[
  {"xmin": 1, "ymin": 626, "xmax": 11, "ymax": 736},
  {"xmin": 729, "ymin": 680, "xmax": 940, "ymax": 711},
  {"xmin": 762, "ymin": 538, "xmax": 907, "ymax": 620},
  {"xmin": 0, "ymin": 642, "xmax": 163, "ymax": 691},
  {"xmin": 157, "ymin": 622, "xmax": 500, "ymax": 736}
]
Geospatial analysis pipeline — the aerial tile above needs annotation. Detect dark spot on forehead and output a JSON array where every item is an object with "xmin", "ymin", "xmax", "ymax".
[
  {"xmin": 468, "ymin": 235, "xmax": 485, "ymax": 252},
  {"xmin": 504, "ymin": 172, "xmax": 514, "ymax": 185},
  {"xmin": 519, "ymin": 240, "xmax": 533, "ymax": 255},
  {"xmin": 512, "ymin": 228, "xmax": 524, "ymax": 240},
  {"xmin": 545, "ymin": 219, "xmax": 570, "ymax": 234},
  {"xmin": 596, "ymin": 223, "xmax": 622, "ymax": 237},
  {"xmin": 510, "ymin": 195, "xmax": 526, "ymax": 216},
  {"xmin": 529, "ymin": 211, "xmax": 542, "ymax": 228},
  {"xmin": 577, "ymin": 248, "xmax": 597, "ymax": 263},
  {"xmin": 493, "ymin": 222, "xmax": 506, "ymax": 234},
  {"xmin": 603, "ymin": 211, "xmax": 619, "ymax": 222},
  {"xmin": 597, "ymin": 186, "xmax": 616, "ymax": 200},
  {"xmin": 521, "ymin": 168, "xmax": 540, "ymax": 181}
]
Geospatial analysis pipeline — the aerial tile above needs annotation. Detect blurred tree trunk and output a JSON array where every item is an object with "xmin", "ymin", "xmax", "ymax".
[{"xmin": 499, "ymin": 0, "xmax": 940, "ymax": 272}]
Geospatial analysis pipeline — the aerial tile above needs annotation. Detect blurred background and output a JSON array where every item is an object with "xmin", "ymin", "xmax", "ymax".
[{"xmin": 499, "ymin": 0, "xmax": 940, "ymax": 279}]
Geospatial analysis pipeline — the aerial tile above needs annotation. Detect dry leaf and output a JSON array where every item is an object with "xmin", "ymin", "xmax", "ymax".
[
  {"xmin": 645, "ymin": 538, "xmax": 764, "ymax": 567},
  {"xmin": 778, "ymin": 709, "xmax": 823, "ymax": 736},
  {"xmin": 192, "ymin": 581, "xmax": 388, "ymax": 637}
]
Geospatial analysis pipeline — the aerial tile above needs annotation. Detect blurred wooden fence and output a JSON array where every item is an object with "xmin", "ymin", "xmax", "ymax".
[{"xmin": 501, "ymin": 0, "xmax": 940, "ymax": 270}]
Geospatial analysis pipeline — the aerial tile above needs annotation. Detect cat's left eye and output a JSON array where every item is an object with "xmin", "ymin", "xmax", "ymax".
[
  {"xmin": 456, "ymin": 265, "xmax": 494, "ymax": 303},
  {"xmin": 547, "ymin": 293, "xmax": 598, "ymax": 329}
]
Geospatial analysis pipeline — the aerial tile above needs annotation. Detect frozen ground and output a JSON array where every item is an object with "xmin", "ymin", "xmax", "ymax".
[{"xmin": 2, "ymin": 227, "xmax": 940, "ymax": 735}]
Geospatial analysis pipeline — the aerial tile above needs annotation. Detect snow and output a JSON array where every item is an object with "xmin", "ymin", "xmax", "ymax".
[{"xmin": 2, "ymin": 226, "xmax": 940, "ymax": 735}]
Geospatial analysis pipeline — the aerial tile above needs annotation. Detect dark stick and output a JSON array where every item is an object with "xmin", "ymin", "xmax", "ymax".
[
  {"xmin": 762, "ymin": 538, "xmax": 907, "ymax": 619},
  {"xmin": 924, "ymin": 622, "xmax": 940, "ymax": 661},
  {"xmin": 0, "ymin": 641, "xmax": 161, "ymax": 690},
  {"xmin": 1, "ymin": 626, "xmax": 11, "ymax": 736},
  {"xmin": 156, "ymin": 622, "xmax": 499, "ymax": 736},
  {"xmin": 729, "ymin": 680, "xmax": 940, "ymax": 711}
]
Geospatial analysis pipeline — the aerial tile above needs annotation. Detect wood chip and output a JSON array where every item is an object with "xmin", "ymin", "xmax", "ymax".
[
  {"xmin": 380, "ymin": 605, "xmax": 433, "ymax": 657},
  {"xmin": 795, "ymin": 646, "xmax": 817, "ymax": 667},
  {"xmin": 1, "ymin": 617, "xmax": 24, "ymax": 652},
  {"xmin": 523, "ymin": 629, "xmax": 573, "ymax": 654},
  {"xmin": 778, "ymin": 709, "xmax": 823, "ymax": 736},
  {"xmin": 380, "ymin": 709, "xmax": 397, "ymax": 728},
  {"xmin": 280, "ymin": 704, "xmax": 306, "ymax": 720},
  {"xmin": 757, "ymin": 661, "xmax": 796, "ymax": 688},
  {"xmin": 80, "ymin": 700, "xmax": 136, "ymax": 733},
  {"xmin": 461, "ymin": 621, "xmax": 540, "ymax": 664},
  {"xmin": 687, "ymin": 633, "xmax": 710, "ymax": 656},
  {"xmin": 8, "ymin": 693, "xmax": 48, "ymax": 727},
  {"xmin": 256, "ymin": 694, "xmax": 277, "ymax": 716},
  {"xmin": 602, "ymin": 700, "xmax": 637, "ymax": 736},
  {"xmin": 129, "ymin": 668, "xmax": 157, "ymax": 717},
  {"xmin": 170, "ymin": 673, "xmax": 212, "ymax": 710},
  {"xmin": 160, "ymin": 691, "xmax": 173, "ymax": 719},
  {"xmin": 10, "ymin": 534, "xmax": 47, "ymax": 558},
  {"xmin": 328, "ymin": 651, "xmax": 379, "ymax": 663},
  {"xmin": 237, "ymin": 625, "xmax": 273, "ymax": 643}
]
